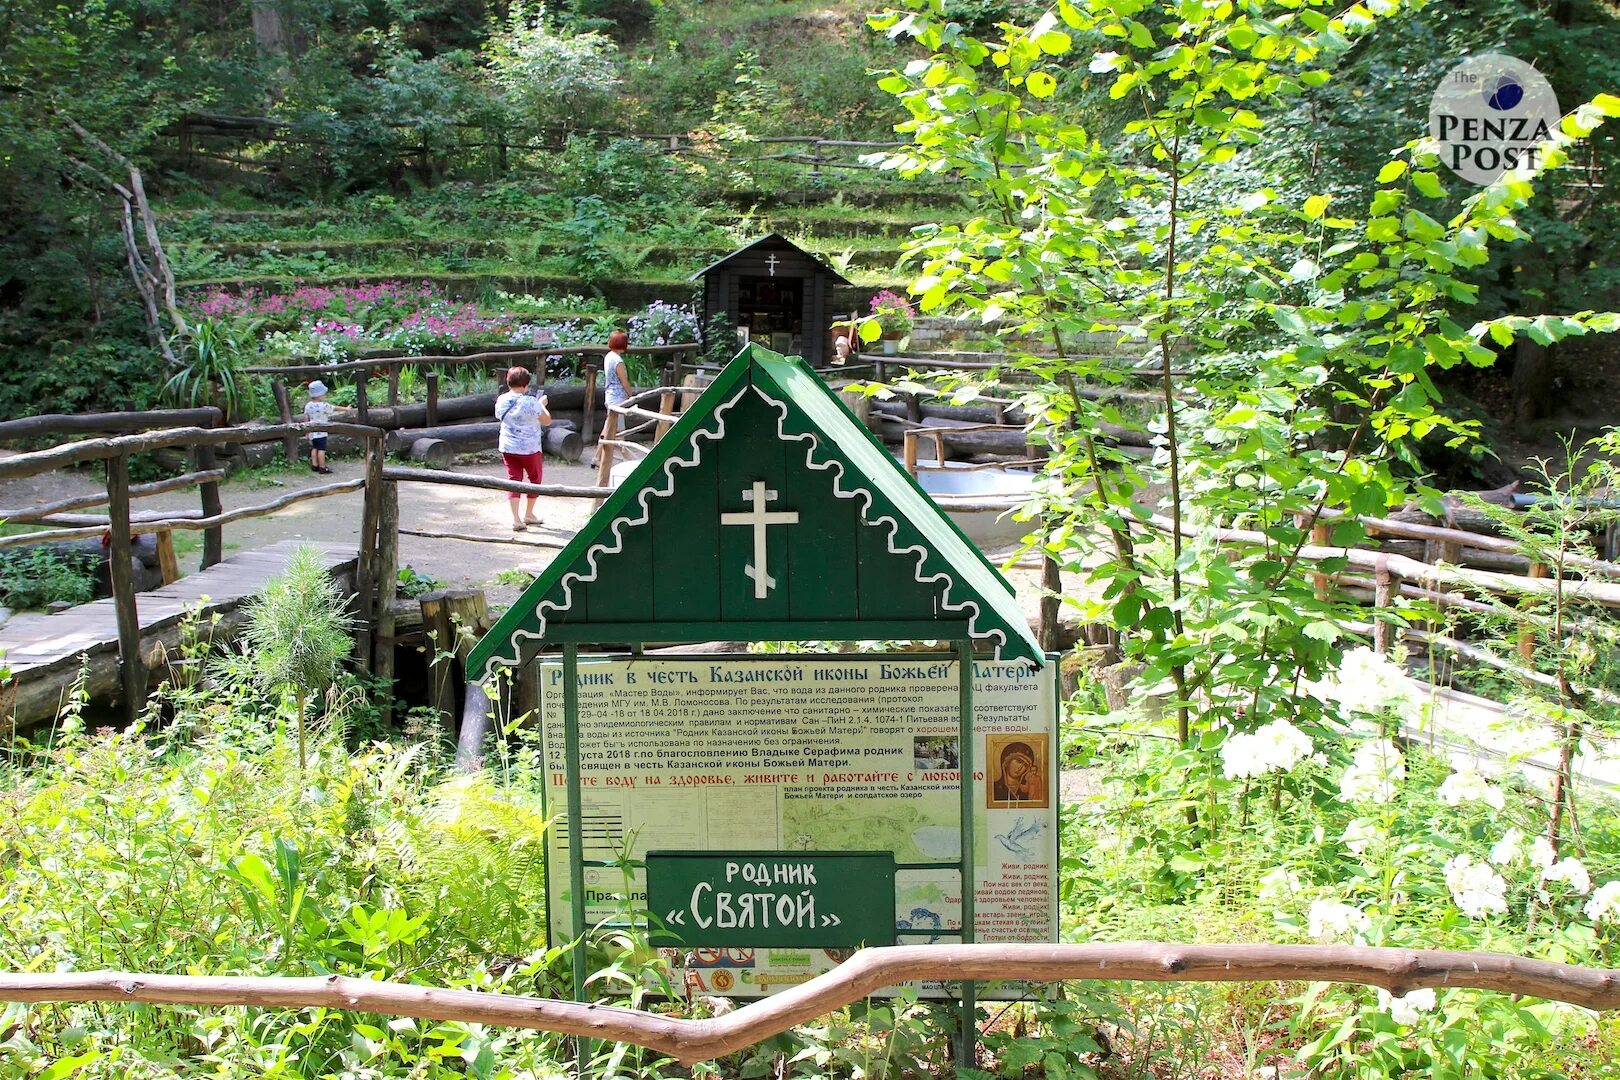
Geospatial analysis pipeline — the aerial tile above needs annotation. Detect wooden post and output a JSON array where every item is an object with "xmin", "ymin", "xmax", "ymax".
[
  {"xmin": 387, "ymin": 363, "xmax": 401, "ymax": 407},
  {"xmin": 425, "ymin": 371, "xmax": 440, "ymax": 427},
  {"xmin": 670, "ymin": 350, "xmax": 685, "ymax": 388},
  {"xmin": 106, "ymin": 454, "xmax": 146, "ymax": 723},
  {"xmin": 903, "ymin": 432, "xmax": 919, "ymax": 479},
  {"xmin": 457, "ymin": 680, "xmax": 494, "ymax": 772},
  {"xmin": 271, "ymin": 380, "xmax": 298, "ymax": 465},
  {"xmin": 593, "ymin": 407, "xmax": 619, "ymax": 502},
  {"xmin": 1309, "ymin": 516, "xmax": 1331, "ymax": 601},
  {"xmin": 1520, "ymin": 561, "xmax": 1548, "ymax": 661},
  {"xmin": 354, "ymin": 439, "xmax": 384, "ymax": 676},
  {"xmin": 656, "ymin": 390, "xmax": 676, "ymax": 442},
  {"xmin": 374, "ymin": 480, "xmax": 400, "ymax": 725},
  {"xmin": 514, "ymin": 658, "xmax": 540, "ymax": 729},
  {"xmin": 1373, "ymin": 556, "xmax": 1401, "ymax": 656},
  {"xmin": 420, "ymin": 589, "xmax": 490, "ymax": 733},
  {"xmin": 195, "ymin": 421, "xmax": 223, "ymax": 569},
  {"xmin": 905, "ymin": 392, "xmax": 923, "ymax": 424},
  {"xmin": 155, "ymin": 529, "xmax": 181, "ymax": 585},
  {"xmin": 582, "ymin": 364, "xmax": 598, "ymax": 445},
  {"xmin": 354, "ymin": 375, "xmax": 370, "ymax": 427},
  {"xmin": 875, "ymin": 356, "xmax": 888, "ymax": 383}
]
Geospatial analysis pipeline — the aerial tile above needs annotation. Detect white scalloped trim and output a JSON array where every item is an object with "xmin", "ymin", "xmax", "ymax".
[
  {"xmin": 478, "ymin": 382, "xmax": 1023, "ymax": 676},
  {"xmin": 750, "ymin": 386, "xmax": 1013, "ymax": 661},
  {"xmin": 478, "ymin": 384, "xmax": 748, "ymax": 677}
]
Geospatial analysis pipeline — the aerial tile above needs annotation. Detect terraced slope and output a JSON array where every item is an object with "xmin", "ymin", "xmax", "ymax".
[{"xmin": 159, "ymin": 185, "xmax": 968, "ymax": 317}]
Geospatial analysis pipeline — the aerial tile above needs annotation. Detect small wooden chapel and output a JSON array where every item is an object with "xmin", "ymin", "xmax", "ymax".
[{"xmin": 690, "ymin": 234, "xmax": 853, "ymax": 369}]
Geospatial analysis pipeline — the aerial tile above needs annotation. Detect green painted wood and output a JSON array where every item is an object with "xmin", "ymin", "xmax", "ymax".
[
  {"xmin": 467, "ymin": 343, "xmax": 1045, "ymax": 676},
  {"xmin": 646, "ymin": 850, "xmax": 896, "ymax": 949},
  {"xmin": 717, "ymin": 393, "xmax": 792, "ymax": 622},
  {"xmin": 584, "ymin": 507, "xmax": 657, "ymax": 623},
  {"xmin": 648, "ymin": 436, "xmax": 723, "ymax": 623},
  {"xmin": 855, "ymin": 512, "xmax": 940, "ymax": 621},
  {"xmin": 783, "ymin": 440, "xmax": 863, "ymax": 621},
  {"xmin": 533, "ymin": 620, "xmax": 968, "ymax": 643}
]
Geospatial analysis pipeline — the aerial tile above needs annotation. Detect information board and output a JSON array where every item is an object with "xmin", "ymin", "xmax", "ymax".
[
  {"xmin": 646, "ymin": 851, "xmax": 896, "ymax": 949},
  {"xmin": 537, "ymin": 654, "xmax": 1058, "ymax": 998}
]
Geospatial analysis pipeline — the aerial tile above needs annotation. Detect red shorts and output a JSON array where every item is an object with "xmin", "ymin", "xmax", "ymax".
[{"xmin": 502, "ymin": 451, "xmax": 542, "ymax": 498}]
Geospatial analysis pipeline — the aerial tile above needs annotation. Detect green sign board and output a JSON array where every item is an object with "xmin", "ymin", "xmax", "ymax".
[{"xmin": 647, "ymin": 850, "xmax": 897, "ymax": 949}]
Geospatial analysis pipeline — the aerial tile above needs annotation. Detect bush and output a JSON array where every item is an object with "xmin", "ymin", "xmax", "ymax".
[{"xmin": 0, "ymin": 547, "xmax": 100, "ymax": 610}]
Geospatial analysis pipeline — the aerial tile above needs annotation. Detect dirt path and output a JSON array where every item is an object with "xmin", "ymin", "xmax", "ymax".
[{"xmin": 1, "ymin": 453, "xmax": 1092, "ymax": 621}]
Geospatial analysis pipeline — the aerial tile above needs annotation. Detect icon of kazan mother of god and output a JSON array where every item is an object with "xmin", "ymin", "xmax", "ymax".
[{"xmin": 987, "ymin": 735, "xmax": 1049, "ymax": 809}]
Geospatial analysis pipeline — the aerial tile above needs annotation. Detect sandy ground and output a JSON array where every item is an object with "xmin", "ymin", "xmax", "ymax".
[{"xmin": 1, "ymin": 451, "xmax": 1095, "ymax": 622}]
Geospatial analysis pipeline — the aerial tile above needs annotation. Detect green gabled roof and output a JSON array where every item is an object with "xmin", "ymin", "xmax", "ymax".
[{"xmin": 468, "ymin": 344, "xmax": 1043, "ymax": 676}]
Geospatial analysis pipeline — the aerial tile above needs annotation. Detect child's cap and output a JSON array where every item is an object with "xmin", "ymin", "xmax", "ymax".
[{"xmin": 309, "ymin": 380, "xmax": 328, "ymax": 397}]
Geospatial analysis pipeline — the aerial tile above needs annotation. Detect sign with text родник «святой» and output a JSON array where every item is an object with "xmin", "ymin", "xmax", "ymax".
[
  {"xmin": 645, "ymin": 851, "xmax": 897, "ymax": 949},
  {"xmin": 537, "ymin": 654, "xmax": 1058, "ymax": 998}
]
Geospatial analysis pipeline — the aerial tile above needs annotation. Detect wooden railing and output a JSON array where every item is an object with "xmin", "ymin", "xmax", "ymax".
[
  {"xmin": 164, "ymin": 114, "xmax": 914, "ymax": 183},
  {"xmin": 243, "ymin": 342, "xmax": 699, "ymax": 436},
  {"xmin": 0, "ymin": 942, "xmax": 1617, "ymax": 1066}
]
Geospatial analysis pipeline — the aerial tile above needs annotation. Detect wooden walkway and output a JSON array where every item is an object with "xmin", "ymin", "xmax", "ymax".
[{"xmin": 1, "ymin": 540, "xmax": 358, "ymax": 729}]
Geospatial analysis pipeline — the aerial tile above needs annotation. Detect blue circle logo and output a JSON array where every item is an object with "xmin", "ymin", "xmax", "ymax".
[{"xmin": 1485, "ymin": 76, "xmax": 1524, "ymax": 111}]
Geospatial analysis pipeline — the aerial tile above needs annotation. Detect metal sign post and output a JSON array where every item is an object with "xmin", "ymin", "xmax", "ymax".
[{"xmin": 956, "ymin": 638, "xmax": 977, "ymax": 1069}]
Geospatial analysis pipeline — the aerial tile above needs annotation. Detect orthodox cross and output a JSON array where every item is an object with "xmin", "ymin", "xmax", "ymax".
[
  {"xmin": 765, "ymin": 253, "xmax": 780, "ymax": 276},
  {"xmin": 720, "ymin": 481, "xmax": 799, "ymax": 598}
]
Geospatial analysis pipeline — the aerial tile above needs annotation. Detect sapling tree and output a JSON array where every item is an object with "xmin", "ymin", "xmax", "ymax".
[
  {"xmin": 243, "ymin": 545, "xmax": 354, "ymax": 769},
  {"xmin": 866, "ymin": 0, "xmax": 1620, "ymax": 842}
]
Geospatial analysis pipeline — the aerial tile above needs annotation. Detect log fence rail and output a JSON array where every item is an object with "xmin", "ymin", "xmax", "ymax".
[{"xmin": 0, "ymin": 942, "xmax": 1618, "ymax": 1067}]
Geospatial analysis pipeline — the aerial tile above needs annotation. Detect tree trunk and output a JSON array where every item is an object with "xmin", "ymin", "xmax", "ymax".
[
  {"xmin": 251, "ymin": 1, "xmax": 292, "ymax": 57},
  {"xmin": 1511, "ymin": 337, "xmax": 1554, "ymax": 437}
]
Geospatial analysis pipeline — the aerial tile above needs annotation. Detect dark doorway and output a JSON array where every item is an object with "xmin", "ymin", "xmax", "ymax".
[{"xmin": 737, "ymin": 276, "xmax": 805, "ymax": 356}]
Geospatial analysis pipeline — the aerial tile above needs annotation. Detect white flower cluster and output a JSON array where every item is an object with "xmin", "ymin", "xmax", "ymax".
[
  {"xmin": 1543, "ymin": 857, "xmax": 1592, "ymax": 896},
  {"xmin": 1339, "ymin": 739, "xmax": 1405, "ymax": 804},
  {"xmin": 1221, "ymin": 719, "xmax": 1316, "ymax": 780},
  {"xmin": 1444, "ymin": 854, "xmax": 1508, "ymax": 918},
  {"xmin": 1377, "ymin": 987, "xmax": 1438, "ymax": 1025},
  {"xmin": 1489, "ymin": 826, "xmax": 1524, "ymax": 866},
  {"xmin": 1258, "ymin": 867, "xmax": 1302, "ymax": 904},
  {"xmin": 1342, "ymin": 818, "xmax": 1381, "ymax": 858},
  {"xmin": 1320, "ymin": 647, "xmax": 1424, "ymax": 722},
  {"xmin": 1437, "ymin": 763, "xmax": 1505, "ymax": 810},
  {"xmin": 1307, "ymin": 899, "xmax": 1368, "ymax": 941},
  {"xmin": 1585, "ymin": 881, "xmax": 1620, "ymax": 923}
]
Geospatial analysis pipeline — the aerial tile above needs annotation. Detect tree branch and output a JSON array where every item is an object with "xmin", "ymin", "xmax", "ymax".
[{"xmin": 2, "ymin": 944, "xmax": 1618, "ymax": 1066}]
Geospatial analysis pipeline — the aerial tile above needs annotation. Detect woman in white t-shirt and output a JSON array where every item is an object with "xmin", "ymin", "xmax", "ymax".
[
  {"xmin": 600, "ymin": 330, "xmax": 634, "ymax": 452},
  {"xmin": 495, "ymin": 366, "xmax": 551, "ymax": 531}
]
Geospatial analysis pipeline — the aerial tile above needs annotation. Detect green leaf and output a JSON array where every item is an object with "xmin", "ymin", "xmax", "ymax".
[
  {"xmin": 1026, "ymin": 71, "xmax": 1058, "ymax": 98},
  {"xmin": 1035, "ymin": 30, "xmax": 1073, "ymax": 55},
  {"xmin": 1376, "ymin": 160, "xmax": 1407, "ymax": 184},
  {"xmin": 1303, "ymin": 194, "xmax": 1330, "ymax": 221},
  {"xmin": 1303, "ymin": 622, "xmax": 1341, "ymax": 643},
  {"xmin": 1410, "ymin": 171, "xmax": 1445, "ymax": 199}
]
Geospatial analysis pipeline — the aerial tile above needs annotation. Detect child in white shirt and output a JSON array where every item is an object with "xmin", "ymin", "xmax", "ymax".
[{"xmin": 304, "ymin": 380, "xmax": 334, "ymax": 474}]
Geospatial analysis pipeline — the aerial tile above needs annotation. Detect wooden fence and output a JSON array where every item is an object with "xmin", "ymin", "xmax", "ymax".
[
  {"xmin": 164, "ymin": 114, "xmax": 913, "ymax": 184},
  {"xmin": 242, "ymin": 342, "xmax": 700, "ymax": 435}
]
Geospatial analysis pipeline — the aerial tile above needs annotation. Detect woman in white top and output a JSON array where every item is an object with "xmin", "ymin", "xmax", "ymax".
[
  {"xmin": 495, "ymin": 365, "xmax": 551, "ymax": 531},
  {"xmin": 602, "ymin": 329, "xmax": 633, "ymax": 426}
]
